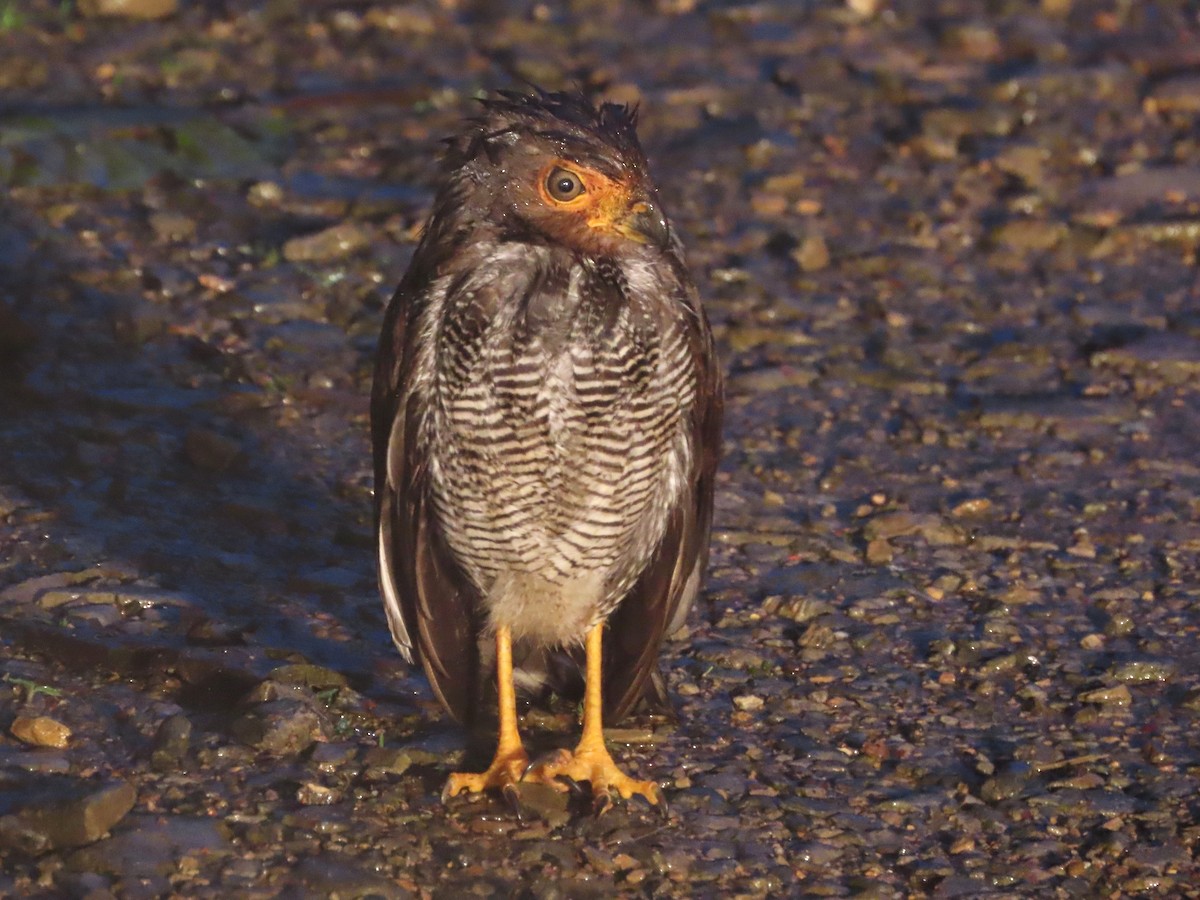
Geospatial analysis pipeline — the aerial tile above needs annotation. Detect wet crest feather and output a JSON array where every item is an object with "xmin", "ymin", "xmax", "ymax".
[{"xmin": 441, "ymin": 87, "xmax": 646, "ymax": 175}]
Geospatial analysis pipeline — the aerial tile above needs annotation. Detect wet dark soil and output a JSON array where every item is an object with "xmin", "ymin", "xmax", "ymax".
[{"xmin": 3, "ymin": 0, "xmax": 1200, "ymax": 896}]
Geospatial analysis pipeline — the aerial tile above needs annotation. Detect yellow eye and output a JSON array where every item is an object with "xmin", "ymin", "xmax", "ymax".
[{"xmin": 545, "ymin": 166, "xmax": 585, "ymax": 202}]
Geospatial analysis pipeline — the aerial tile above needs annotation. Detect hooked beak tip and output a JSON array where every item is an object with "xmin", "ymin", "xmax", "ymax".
[{"xmin": 627, "ymin": 200, "xmax": 671, "ymax": 249}]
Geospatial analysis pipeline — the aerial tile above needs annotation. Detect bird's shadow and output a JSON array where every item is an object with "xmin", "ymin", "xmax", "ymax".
[{"xmin": 0, "ymin": 192, "xmax": 407, "ymax": 710}]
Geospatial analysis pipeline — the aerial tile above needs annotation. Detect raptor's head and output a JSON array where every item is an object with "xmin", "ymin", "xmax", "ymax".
[{"xmin": 437, "ymin": 88, "xmax": 673, "ymax": 257}]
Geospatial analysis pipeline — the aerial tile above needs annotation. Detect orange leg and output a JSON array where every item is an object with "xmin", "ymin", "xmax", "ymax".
[
  {"xmin": 524, "ymin": 623, "xmax": 663, "ymax": 811},
  {"xmin": 442, "ymin": 625, "xmax": 529, "ymax": 800}
]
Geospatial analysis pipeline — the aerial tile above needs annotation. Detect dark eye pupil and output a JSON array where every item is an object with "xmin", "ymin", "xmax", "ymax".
[{"xmin": 547, "ymin": 168, "xmax": 583, "ymax": 201}]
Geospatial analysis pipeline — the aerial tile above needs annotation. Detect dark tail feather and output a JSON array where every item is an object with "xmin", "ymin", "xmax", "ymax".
[{"xmin": 510, "ymin": 644, "xmax": 677, "ymax": 723}]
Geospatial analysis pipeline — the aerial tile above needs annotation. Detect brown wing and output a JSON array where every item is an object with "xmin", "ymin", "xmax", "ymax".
[
  {"xmin": 601, "ymin": 295, "xmax": 723, "ymax": 722},
  {"xmin": 372, "ymin": 262, "xmax": 483, "ymax": 726}
]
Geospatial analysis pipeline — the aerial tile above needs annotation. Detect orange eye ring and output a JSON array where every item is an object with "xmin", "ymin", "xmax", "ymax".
[{"xmin": 544, "ymin": 166, "xmax": 586, "ymax": 202}]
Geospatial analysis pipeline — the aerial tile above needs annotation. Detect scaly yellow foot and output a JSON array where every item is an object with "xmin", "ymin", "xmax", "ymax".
[
  {"xmin": 523, "ymin": 622, "xmax": 665, "ymax": 814},
  {"xmin": 525, "ymin": 743, "xmax": 664, "ymax": 812},
  {"xmin": 442, "ymin": 744, "xmax": 530, "ymax": 801},
  {"xmin": 442, "ymin": 625, "xmax": 529, "ymax": 804}
]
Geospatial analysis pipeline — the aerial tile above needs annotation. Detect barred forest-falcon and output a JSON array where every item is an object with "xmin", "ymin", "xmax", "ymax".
[{"xmin": 371, "ymin": 88, "xmax": 723, "ymax": 812}]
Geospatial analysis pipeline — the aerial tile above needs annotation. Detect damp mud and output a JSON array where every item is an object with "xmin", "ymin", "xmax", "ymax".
[{"xmin": 2, "ymin": 1, "xmax": 1200, "ymax": 896}]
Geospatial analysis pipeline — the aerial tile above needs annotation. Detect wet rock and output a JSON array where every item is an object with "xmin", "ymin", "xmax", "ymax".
[
  {"xmin": 797, "ymin": 621, "xmax": 837, "ymax": 651},
  {"xmin": 980, "ymin": 762, "xmax": 1033, "ymax": 803},
  {"xmin": 1066, "ymin": 531, "xmax": 1096, "ymax": 559},
  {"xmin": 1109, "ymin": 660, "xmax": 1173, "ymax": 684},
  {"xmin": 793, "ymin": 839, "xmax": 844, "ymax": 866},
  {"xmin": 750, "ymin": 190, "xmax": 787, "ymax": 217},
  {"xmin": 1104, "ymin": 614, "xmax": 1135, "ymax": 638},
  {"xmin": 148, "ymin": 211, "xmax": 196, "ymax": 243},
  {"xmin": 863, "ymin": 512, "xmax": 965, "ymax": 547},
  {"xmin": 362, "ymin": 746, "xmax": 412, "ymax": 777},
  {"xmin": 846, "ymin": 0, "xmax": 881, "ymax": 18},
  {"xmin": 761, "ymin": 595, "xmax": 829, "ymax": 623},
  {"xmin": 64, "ymin": 815, "xmax": 230, "ymax": 892},
  {"xmin": 1145, "ymin": 75, "xmax": 1200, "ymax": 115},
  {"xmin": 184, "ymin": 616, "xmax": 248, "ymax": 646},
  {"xmin": 1091, "ymin": 333, "xmax": 1200, "ymax": 386},
  {"xmin": 944, "ymin": 22, "xmax": 1002, "ymax": 60},
  {"xmin": 150, "ymin": 714, "xmax": 192, "ymax": 771},
  {"xmin": 865, "ymin": 538, "xmax": 893, "ymax": 565},
  {"xmin": 268, "ymin": 663, "xmax": 348, "ymax": 691},
  {"xmin": 1078, "ymin": 684, "xmax": 1133, "ymax": 710},
  {"xmin": 962, "ymin": 341, "xmax": 1062, "ymax": 395},
  {"xmin": 1128, "ymin": 839, "xmax": 1190, "ymax": 873},
  {"xmin": 0, "ymin": 778, "xmax": 136, "ymax": 854},
  {"xmin": 991, "ymin": 218, "xmax": 1068, "ymax": 253},
  {"xmin": 993, "ymin": 142, "xmax": 1050, "ymax": 189},
  {"xmin": 282, "ymin": 221, "xmax": 372, "ymax": 263},
  {"xmin": 364, "ymin": 5, "xmax": 438, "ymax": 35},
  {"xmin": 231, "ymin": 700, "xmax": 329, "ymax": 754},
  {"xmin": 733, "ymin": 694, "xmax": 764, "ymax": 712},
  {"xmin": 67, "ymin": 603, "xmax": 123, "ymax": 627},
  {"xmin": 949, "ymin": 498, "xmax": 991, "ymax": 518},
  {"xmin": 0, "ymin": 571, "xmax": 102, "ymax": 607},
  {"xmin": 513, "ymin": 781, "xmax": 570, "ymax": 827},
  {"xmin": 978, "ymin": 652, "xmax": 1022, "ymax": 676},
  {"xmin": 37, "ymin": 587, "xmax": 113, "ymax": 610},
  {"xmin": 310, "ymin": 741, "xmax": 357, "ymax": 772},
  {"xmin": 10, "ymin": 715, "xmax": 71, "ymax": 750},
  {"xmin": 246, "ymin": 180, "xmax": 284, "ymax": 207},
  {"xmin": 918, "ymin": 107, "xmax": 978, "ymax": 160},
  {"xmin": 0, "ymin": 57, "xmax": 48, "ymax": 93},
  {"xmin": 1075, "ymin": 166, "xmax": 1200, "ymax": 225},
  {"xmin": 792, "ymin": 233, "xmax": 830, "ymax": 272},
  {"xmin": 112, "ymin": 301, "xmax": 170, "ymax": 346},
  {"xmin": 78, "ymin": 0, "xmax": 178, "ymax": 19},
  {"xmin": 182, "ymin": 428, "xmax": 241, "ymax": 472},
  {"xmin": 999, "ymin": 583, "xmax": 1042, "ymax": 606},
  {"xmin": 0, "ymin": 750, "xmax": 71, "ymax": 774},
  {"xmin": 602, "ymin": 726, "xmax": 663, "ymax": 744},
  {"xmin": 725, "ymin": 324, "xmax": 818, "ymax": 352},
  {"xmin": 296, "ymin": 781, "xmax": 339, "ymax": 806},
  {"xmin": 286, "ymin": 856, "xmax": 412, "ymax": 899},
  {"xmin": 51, "ymin": 871, "xmax": 116, "ymax": 898},
  {"xmin": 231, "ymin": 683, "xmax": 332, "ymax": 755}
]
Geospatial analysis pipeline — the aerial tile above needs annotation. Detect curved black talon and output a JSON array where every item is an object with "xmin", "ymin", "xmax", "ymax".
[
  {"xmin": 561, "ymin": 775, "xmax": 589, "ymax": 798},
  {"xmin": 522, "ymin": 748, "xmax": 571, "ymax": 780},
  {"xmin": 502, "ymin": 783, "xmax": 525, "ymax": 821},
  {"xmin": 653, "ymin": 785, "xmax": 670, "ymax": 820},
  {"xmin": 592, "ymin": 787, "xmax": 614, "ymax": 818}
]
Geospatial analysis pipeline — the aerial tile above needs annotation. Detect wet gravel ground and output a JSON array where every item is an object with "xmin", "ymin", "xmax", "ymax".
[{"xmin": 2, "ymin": 0, "xmax": 1200, "ymax": 896}]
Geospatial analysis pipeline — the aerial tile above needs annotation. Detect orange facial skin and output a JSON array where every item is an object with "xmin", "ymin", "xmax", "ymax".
[{"xmin": 534, "ymin": 159, "xmax": 653, "ymax": 249}]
